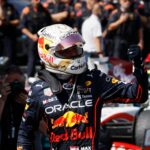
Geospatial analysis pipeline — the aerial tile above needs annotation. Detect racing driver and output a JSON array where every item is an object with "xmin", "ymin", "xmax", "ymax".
[{"xmin": 17, "ymin": 24, "xmax": 148, "ymax": 150}]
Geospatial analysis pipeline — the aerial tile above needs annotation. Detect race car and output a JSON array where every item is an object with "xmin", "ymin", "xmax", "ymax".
[{"xmin": 101, "ymin": 103, "xmax": 150, "ymax": 149}]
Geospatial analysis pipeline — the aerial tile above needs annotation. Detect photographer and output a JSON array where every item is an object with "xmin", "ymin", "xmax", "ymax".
[{"xmin": 0, "ymin": 65, "xmax": 27, "ymax": 150}]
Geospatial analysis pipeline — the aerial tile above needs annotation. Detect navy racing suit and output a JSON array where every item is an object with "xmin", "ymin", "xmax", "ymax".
[{"xmin": 17, "ymin": 67, "xmax": 148, "ymax": 150}]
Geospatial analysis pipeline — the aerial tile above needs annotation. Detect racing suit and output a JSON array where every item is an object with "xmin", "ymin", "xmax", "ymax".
[{"xmin": 17, "ymin": 67, "xmax": 148, "ymax": 150}]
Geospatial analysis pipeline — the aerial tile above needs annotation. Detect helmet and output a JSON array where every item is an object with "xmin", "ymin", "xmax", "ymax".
[{"xmin": 37, "ymin": 24, "xmax": 87, "ymax": 75}]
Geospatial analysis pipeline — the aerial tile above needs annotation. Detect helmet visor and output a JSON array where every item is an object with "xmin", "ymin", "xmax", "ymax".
[
  {"xmin": 54, "ymin": 33, "xmax": 84, "ymax": 59},
  {"xmin": 58, "ymin": 33, "xmax": 84, "ymax": 49},
  {"xmin": 55, "ymin": 45, "xmax": 83, "ymax": 59}
]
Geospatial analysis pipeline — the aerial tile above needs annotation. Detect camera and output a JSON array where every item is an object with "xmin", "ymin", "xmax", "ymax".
[{"xmin": 10, "ymin": 80, "xmax": 24, "ymax": 94}]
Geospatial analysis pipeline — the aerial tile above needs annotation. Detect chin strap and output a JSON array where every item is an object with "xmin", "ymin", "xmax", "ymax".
[{"xmin": 38, "ymin": 69, "xmax": 62, "ymax": 94}]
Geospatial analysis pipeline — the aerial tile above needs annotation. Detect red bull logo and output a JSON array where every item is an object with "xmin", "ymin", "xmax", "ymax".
[
  {"xmin": 51, "ymin": 111, "xmax": 88, "ymax": 129},
  {"xmin": 50, "ymin": 126, "xmax": 93, "ymax": 142}
]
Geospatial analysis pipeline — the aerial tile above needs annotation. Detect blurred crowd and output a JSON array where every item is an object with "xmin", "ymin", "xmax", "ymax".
[
  {"xmin": 0, "ymin": 0, "xmax": 150, "ymax": 76},
  {"xmin": 0, "ymin": 0, "xmax": 150, "ymax": 150}
]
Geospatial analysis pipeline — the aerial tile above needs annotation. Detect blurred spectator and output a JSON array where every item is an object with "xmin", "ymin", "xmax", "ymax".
[
  {"xmin": 0, "ymin": 65, "xmax": 27, "ymax": 150},
  {"xmin": 73, "ymin": 1, "xmax": 83, "ymax": 32},
  {"xmin": 85, "ymin": 0, "xmax": 97, "ymax": 17},
  {"xmin": 19, "ymin": 0, "xmax": 52, "ymax": 82},
  {"xmin": 43, "ymin": 0, "xmax": 74, "ymax": 26},
  {"xmin": 103, "ymin": 0, "xmax": 143, "ymax": 60},
  {"xmin": 82, "ymin": 0, "xmax": 97, "ymax": 21},
  {"xmin": 42, "ymin": 0, "xmax": 55, "ymax": 13},
  {"xmin": 143, "ymin": 0, "xmax": 150, "ymax": 59},
  {"xmin": 0, "ymin": 0, "xmax": 19, "ymax": 65},
  {"xmin": 99, "ymin": 0, "xmax": 117, "ymax": 30},
  {"xmin": 137, "ymin": 0, "xmax": 150, "ymax": 60},
  {"xmin": 81, "ymin": 2, "xmax": 104, "ymax": 70},
  {"xmin": 73, "ymin": 0, "xmax": 97, "ymax": 32}
]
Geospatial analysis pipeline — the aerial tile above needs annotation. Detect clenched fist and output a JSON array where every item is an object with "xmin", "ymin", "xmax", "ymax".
[{"xmin": 127, "ymin": 45, "xmax": 143, "ymax": 68}]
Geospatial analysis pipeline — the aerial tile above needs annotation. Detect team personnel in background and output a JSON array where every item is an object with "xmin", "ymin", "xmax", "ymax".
[
  {"xmin": 138, "ymin": 0, "xmax": 150, "ymax": 60},
  {"xmin": 17, "ymin": 24, "xmax": 148, "ymax": 150},
  {"xmin": 73, "ymin": 0, "xmax": 97, "ymax": 33},
  {"xmin": 103, "ymin": 0, "xmax": 143, "ymax": 60},
  {"xmin": 19, "ymin": 0, "xmax": 52, "ymax": 82},
  {"xmin": 0, "ymin": 0, "xmax": 19, "ymax": 65},
  {"xmin": 43, "ymin": 0, "xmax": 75, "ymax": 27},
  {"xmin": 81, "ymin": 3, "xmax": 104, "ymax": 71}
]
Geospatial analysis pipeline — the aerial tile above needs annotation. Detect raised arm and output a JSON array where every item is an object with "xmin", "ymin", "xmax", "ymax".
[{"xmin": 93, "ymin": 45, "xmax": 148, "ymax": 103}]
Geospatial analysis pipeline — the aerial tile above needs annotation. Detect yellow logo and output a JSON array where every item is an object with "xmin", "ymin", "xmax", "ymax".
[
  {"xmin": 112, "ymin": 78, "xmax": 119, "ymax": 84},
  {"xmin": 51, "ymin": 111, "xmax": 88, "ymax": 129},
  {"xmin": 85, "ymin": 81, "xmax": 92, "ymax": 87},
  {"xmin": 25, "ymin": 104, "xmax": 29, "ymax": 110}
]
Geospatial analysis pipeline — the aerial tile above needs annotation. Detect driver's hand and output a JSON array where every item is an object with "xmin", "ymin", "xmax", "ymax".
[{"xmin": 127, "ymin": 45, "xmax": 143, "ymax": 68}]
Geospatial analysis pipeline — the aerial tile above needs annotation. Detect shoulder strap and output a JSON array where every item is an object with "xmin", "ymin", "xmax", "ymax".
[{"xmin": 38, "ymin": 69, "xmax": 62, "ymax": 94}]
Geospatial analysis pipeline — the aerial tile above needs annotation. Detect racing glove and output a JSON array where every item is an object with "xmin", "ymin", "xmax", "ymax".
[
  {"xmin": 128, "ymin": 45, "xmax": 148, "ymax": 102},
  {"xmin": 127, "ymin": 45, "xmax": 143, "ymax": 68}
]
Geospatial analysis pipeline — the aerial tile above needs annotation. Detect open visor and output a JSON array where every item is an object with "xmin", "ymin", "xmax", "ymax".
[{"xmin": 54, "ymin": 33, "xmax": 84, "ymax": 59}]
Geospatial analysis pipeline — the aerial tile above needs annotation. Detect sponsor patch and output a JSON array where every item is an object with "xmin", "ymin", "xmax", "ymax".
[
  {"xmin": 25, "ymin": 104, "xmax": 29, "ymax": 110},
  {"xmin": 111, "ymin": 78, "xmax": 119, "ymax": 84},
  {"xmin": 70, "ymin": 146, "xmax": 79, "ymax": 150},
  {"xmin": 85, "ymin": 81, "xmax": 92, "ymax": 87},
  {"xmin": 45, "ymin": 99, "xmax": 92, "ymax": 114},
  {"xmin": 81, "ymin": 146, "xmax": 91, "ymax": 150},
  {"xmin": 44, "ymin": 88, "xmax": 53, "ymax": 96},
  {"xmin": 42, "ymin": 96, "xmax": 58, "ymax": 105},
  {"xmin": 77, "ymin": 86, "xmax": 92, "ymax": 94},
  {"xmin": 51, "ymin": 111, "xmax": 88, "ymax": 129},
  {"xmin": 35, "ymin": 83, "xmax": 44, "ymax": 88},
  {"xmin": 50, "ymin": 127, "xmax": 92, "ymax": 142}
]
